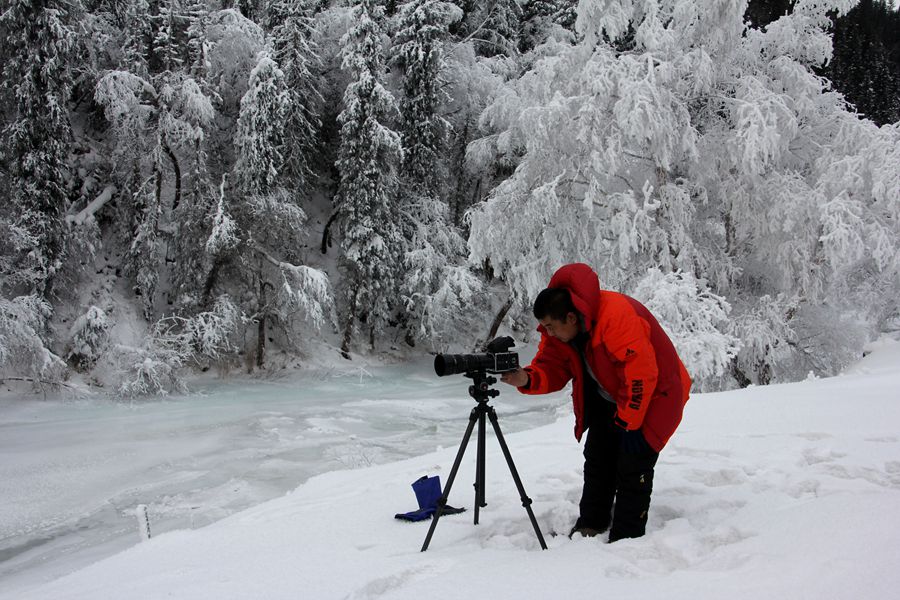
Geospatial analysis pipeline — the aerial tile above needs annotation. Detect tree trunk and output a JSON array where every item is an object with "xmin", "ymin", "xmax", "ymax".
[
  {"xmin": 341, "ymin": 288, "xmax": 358, "ymax": 360},
  {"xmin": 257, "ymin": 278, "xmax": 267, "ymax": 369},
  {"xmin": 729, "ymin": 357, "xmax": 751, "ymax": 388},
  {"xmin": 162, "ymin": 139, "xmax": 182, "ymax": 211},
  {"xmin": 486, "ymin": 298, "xmax": 514, "ymax": 345},
  {"xmin": 321, "ymin": 210, "xmax": 339, "ymax": 254},
  {"xmin": 202, "ymin": 256, "xmax": 222, "ymax": 308}
]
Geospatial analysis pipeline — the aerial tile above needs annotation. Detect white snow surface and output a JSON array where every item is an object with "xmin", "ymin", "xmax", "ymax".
[{"xmin": 2, "ymin": 340, "xmax": 900, "ymax": 599}]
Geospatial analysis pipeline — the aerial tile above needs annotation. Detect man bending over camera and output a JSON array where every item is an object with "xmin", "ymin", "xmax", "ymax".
[{"xmin": 501, "ymin": 263, "xmax": 691, "ymax": 542}]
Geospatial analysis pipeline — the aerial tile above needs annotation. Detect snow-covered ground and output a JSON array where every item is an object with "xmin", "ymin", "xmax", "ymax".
[{"xmin": 3, "ymin": 340, "xmax": 900, "ymax": 599}]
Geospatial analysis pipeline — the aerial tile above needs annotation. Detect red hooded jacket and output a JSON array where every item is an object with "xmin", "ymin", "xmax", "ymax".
[{"xmin": 519, "ymin": 264, "xmax": 691, "ymax": 452}]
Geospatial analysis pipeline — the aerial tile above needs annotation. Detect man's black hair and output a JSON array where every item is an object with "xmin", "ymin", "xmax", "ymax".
[{"xmin": 533, "ymin": 287, "xmax": 578, "ymax": 321}]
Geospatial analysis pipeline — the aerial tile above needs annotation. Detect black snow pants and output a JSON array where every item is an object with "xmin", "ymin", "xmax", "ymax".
[{"xmin": 578, "ymin": 402, "xmax": 659, "ymax": 541}]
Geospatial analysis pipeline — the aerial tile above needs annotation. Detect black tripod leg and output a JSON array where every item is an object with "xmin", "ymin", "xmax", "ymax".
[
  {"xmin": 487, "ymin": 407, "xmax": 548, "ymax": 550},
  {"xmin": 421, "ymin": 408, "xmax": 478, "ymax": 552},
  {"xmin": 475, "ymin": 407, "xmax": 487, "ymax": 525}
]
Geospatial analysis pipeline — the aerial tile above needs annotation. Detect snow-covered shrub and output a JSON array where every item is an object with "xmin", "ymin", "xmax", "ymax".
[
  {"xmin": 404, "ymin": 263, "xmax": 486, "ymax": 352},
  {"xmin": 632, "ymin": 269, "xmax": 739, "ymax": 390},
  {"xmin": 117, "ymin": 296, "xmax": 242, "ymax": 396},
  {"xmin": 0, "ymin": 295, "xmax": 66, "ymax": 384},
  {"xmin": 728, "ymin": 295, "xmax": 799, "ymax": 386},
  {"xmin": 67, "ymin": 306, "xmax": 111, "ymax": 371},
  {"xmin": 152, "ymin": 295, "xmax": 242, "ymax": 369},
  {"xmin": 788, "ymin": 304, "xmax": 869, "ymax": 378},
  {"xmin": 116, "ymin": 342, "xmax": 187, "ymax": 397},
  {"xmin": 274, "ymin": 264, "xmax": 334, "ymax": 332}
]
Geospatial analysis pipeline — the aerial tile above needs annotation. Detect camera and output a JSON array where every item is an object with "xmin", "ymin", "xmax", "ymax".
[{"xmin": 434, "ymin": 336, "xmax": 520, "ymax": 377}]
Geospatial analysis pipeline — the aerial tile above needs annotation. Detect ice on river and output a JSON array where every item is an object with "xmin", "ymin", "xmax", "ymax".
[{"xmin": 0, "ymin": 351, "xmax": 564, "ymax": 592}]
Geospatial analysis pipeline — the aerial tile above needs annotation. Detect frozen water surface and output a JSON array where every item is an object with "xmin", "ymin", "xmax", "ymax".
[{"xmin": 0, "ymin": 354, "xmax": 567, "ymax": 591}]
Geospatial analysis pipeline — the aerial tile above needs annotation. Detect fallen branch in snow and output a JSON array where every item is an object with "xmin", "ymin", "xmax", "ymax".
[
  {"xmin": 0, "ymin": 376, "xmax": 75, "ymax": 390},
  {"xmin": 66, "ymin": 185, "xmax": 117, "ymax": 226}
]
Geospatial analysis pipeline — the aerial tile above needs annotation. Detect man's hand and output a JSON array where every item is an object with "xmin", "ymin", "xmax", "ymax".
[{"xmin": 500, "ymin": 368, "xmax": 529, "ymax": 387}]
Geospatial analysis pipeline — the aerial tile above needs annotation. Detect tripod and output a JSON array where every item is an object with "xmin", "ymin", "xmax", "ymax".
[{"xmin": 421, "ymin": 371, "xmax": 548, "ymax": 552}]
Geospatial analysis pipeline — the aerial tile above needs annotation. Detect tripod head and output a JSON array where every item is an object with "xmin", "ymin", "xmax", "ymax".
[{"xmin": 465, "ymin": 370, "xmax": 500, "ymax": 404}]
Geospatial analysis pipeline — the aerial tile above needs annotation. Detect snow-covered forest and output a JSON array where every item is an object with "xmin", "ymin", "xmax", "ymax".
[{"xmin": 1, "ymin": 0, "xmax": 899, "ymax": 395}]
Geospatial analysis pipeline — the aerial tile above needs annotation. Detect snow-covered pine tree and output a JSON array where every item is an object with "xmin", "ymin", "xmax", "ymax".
[
  {"xmin": 393, "ymin": 1, "xmax": 462, "ymax": 191},
  {"xmin": 469, "ymin": 0, "xmax": 522, "ymax": 57},
  {"xmin": 391, "ymin": 0, "xmax": 481, "ymax": 349},
  {"xmin": 230, "ymin": 54, "xmax": 333, "ymax": 368},
  {"xmin": 267, "ymin": 0, "xmax": 323, "ymax": 189},
  {"xmin": 519, "ymin": 0, "xmax": 578, "ymax": 52},
  {"xmin": 167, "ymin": 75, "xmax": 217, "ymax": 312},
  {"xmin": 335, "ymin": 0, "xmax": 404, "ymax": 357},
  {"xmin": 151, "ymin": 0, "xmax": 187, "ymax": 74},
  {"xmin": 234, "ymin": 55, "xmax": 288, "ymax": 196},
  {"xmin": 0, "ymin": 0, "xmax": 81, "ymax": 298},
  {"xmin": 185, "ymin": 0, "xmax": 212, "ymax": 81}
]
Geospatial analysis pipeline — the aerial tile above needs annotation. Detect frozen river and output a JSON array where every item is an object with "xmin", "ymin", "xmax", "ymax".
[{"xmin": 0, "ymin": 355, "xmax": 567, "ymax": 592}]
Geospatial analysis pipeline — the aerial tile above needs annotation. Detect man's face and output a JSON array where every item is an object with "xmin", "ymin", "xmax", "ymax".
[{"xmin": 539, "ymin": 312, "xmax": 580, "ymax": 343}]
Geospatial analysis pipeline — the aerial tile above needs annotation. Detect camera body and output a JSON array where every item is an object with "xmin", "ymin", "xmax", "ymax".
[{"xmin": 434, "ymin": 336, "xmax": 520, "ymax": 377}]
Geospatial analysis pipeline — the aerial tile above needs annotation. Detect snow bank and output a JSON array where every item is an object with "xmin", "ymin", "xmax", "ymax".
[{"xmin": 4, "ymin": 344, "xmax": 900, "ymax": 600}]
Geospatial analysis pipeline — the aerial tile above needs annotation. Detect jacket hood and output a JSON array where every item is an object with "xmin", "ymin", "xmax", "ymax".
[{"xmin": 547, "ymin": 263, "xmax": 600, "ymax": 329}]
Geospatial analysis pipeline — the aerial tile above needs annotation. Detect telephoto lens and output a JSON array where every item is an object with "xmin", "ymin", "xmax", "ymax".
[{"xmin": 434, "ymin": 353, "xmax": 493, "ymax": 377}]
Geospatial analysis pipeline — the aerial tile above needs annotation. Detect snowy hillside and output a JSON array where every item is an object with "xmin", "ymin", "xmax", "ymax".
[{"xmin": 5, "ymin": 340, "xmax": 899, "ymax": 600}]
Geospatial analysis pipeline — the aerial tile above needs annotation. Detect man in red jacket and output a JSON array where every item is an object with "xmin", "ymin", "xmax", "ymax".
[{"xmin": 501, "ymin": 263, "xmax": 691, "ymax": 541}]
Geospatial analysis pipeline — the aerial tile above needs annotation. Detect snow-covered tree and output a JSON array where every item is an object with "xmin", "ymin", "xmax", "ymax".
[
  {"xmin": 94, "ymin": 66, "xmax": 215, "ymax": 318},
  {"xmin": 632, "ymin": 269, "xmax": 740, "ymax": 388},
  {"xmin": 0, "ymin": 0, "xmax": 81, "ymax": 297},
  {"xmin": 0, "ymin": 219, "xmax": 66, "ymax": 385},
  {"xmin": 469, "ymin": 0, "xmax": 521, "ymax": 57},
  {"xmin": 67, "ymin": 306, "xmax": 112, "ymax": 371},
  {"xmin": 335, "ymin": 0, "xmax": 404, "ymax": 357},
  {"xmin": 519, "ymin": 0, "xmax": 578, "ymax": 52},
  {"xmin": 466, "ymin": 0, "xmax": 900, "ymax": 386},
  {"xmin": 151, "ymin": 0, "xmax": 187, "ymax": 74},
  {"xmin": 222, "ymin": 54, "xmax": 334, "ymax": 368},
  {"xmin": 393, "ymin": 0, "xmax": 461, "ymax": 191},
  {"xmin": 234, "ymin": 55, "xmax": 289, "ymax": 196},
  {"xmin": 267, "ymin": 0, "xmax": 323, "ymax": 188},
  {"xmin": 390, "ymin": 1, "xmax": 479, "ymax": 348}
]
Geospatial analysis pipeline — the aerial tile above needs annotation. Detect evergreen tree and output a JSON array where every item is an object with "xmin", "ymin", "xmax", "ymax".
[
  {"xmin": 519, "ymin": 0, "xmax": 577, "ymax": 53},
  {"xmin": 234, "ymin": 56, "xmax": 288, "ymax": 196},
  {"xmin": 391, "ymin": 0, "xmax": 476, "ymax": 349},
  {"xmin": 822, "ymin": 0, "xmax": 900, "ymax": 126},
  {"xmin": 228, "ymin": 54, "xmax": 332, "ymax": 368},
  {"xmin": 469, "ymin": 0, "xmax": 521, "ymax": 57},
  {"xmin": 746, "ymin": 0, "xmax": 900, "ymax": 125},
  {"xmin": 446, "ymin": 0, "xmax": 475, "ymax": 36},
  {"xmin": 268, "ymin": 0, "xmax": 323, "ymax": 189},
  {"xmin": 0, "ymin": 0, "xmax": 81, "ymax": 298},
  {"xmin": 0, "ymin": 217, "xmax": 66, "ymax": 384},
  {"xmin": 186, "ymin": 0, "xmax": 212, "ymax": 81},
  {"xmin": 152, "ymin": 0, "xmax": 187, "ymax": 74},
  {"xmin": 335, "ymin": 0, "xmax": 404, "ymax": 357},
  {"xmin": 393, "ymin": 0, "xmax": 461, "ymax": 191}
]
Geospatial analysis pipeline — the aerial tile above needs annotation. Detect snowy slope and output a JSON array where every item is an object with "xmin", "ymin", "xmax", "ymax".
[{"xmin": 3, "ymin": 342, "xmax": 900, "ymax": 600}]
